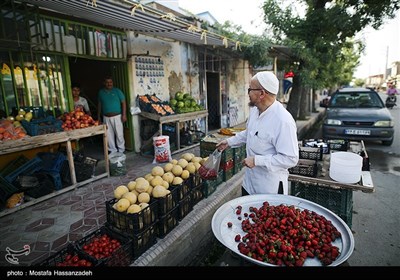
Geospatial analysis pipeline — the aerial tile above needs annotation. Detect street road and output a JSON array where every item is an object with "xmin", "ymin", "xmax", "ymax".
[{"xmin": 346, "ymin": 92, "xmax": 400, "ymax": 266}]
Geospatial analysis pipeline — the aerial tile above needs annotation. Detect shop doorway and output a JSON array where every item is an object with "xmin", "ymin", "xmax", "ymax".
[
  {"xmin": 68, "ymin": 58, "xmax": 133, "ymax": 151},
  {"xmin": 206, "ymin": 72, "xmax": 220, "ymax": 131}
]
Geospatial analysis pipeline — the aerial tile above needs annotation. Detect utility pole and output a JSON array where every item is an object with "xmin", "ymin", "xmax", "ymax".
[{"xmin": 384, "ymin": 45, "xmax": 389, "ymax": 81}]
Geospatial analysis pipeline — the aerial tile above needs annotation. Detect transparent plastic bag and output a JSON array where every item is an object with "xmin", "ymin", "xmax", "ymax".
[{"xmin": 198, "ymin": 149, "xmax": 222, "ymax": 180}]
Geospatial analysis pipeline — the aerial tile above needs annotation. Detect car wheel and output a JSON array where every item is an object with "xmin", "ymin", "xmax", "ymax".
[{"xmin": 382, "ymin": 139, "xmax": 393, "ymax": 146}]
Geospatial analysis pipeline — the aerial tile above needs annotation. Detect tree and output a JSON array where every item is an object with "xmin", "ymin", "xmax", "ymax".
[{"xmin": 261, "ymin": 0, "xmax": 400, "ymax": 120}]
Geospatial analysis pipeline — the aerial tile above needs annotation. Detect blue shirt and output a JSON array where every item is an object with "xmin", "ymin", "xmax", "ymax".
[{"xmin": 98, "ymin": 87, "xmax": 125, "ymax": 115}]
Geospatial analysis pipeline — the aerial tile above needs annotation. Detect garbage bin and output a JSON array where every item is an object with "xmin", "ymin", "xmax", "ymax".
[{"xmin": 109, "ymin": 152, "xmax": 126, "ymax": 176}]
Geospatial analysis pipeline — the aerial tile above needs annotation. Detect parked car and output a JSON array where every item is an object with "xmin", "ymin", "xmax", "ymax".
[{"xmin": 321, "ymin": 87, "xmax": 394, "ymax": 146}]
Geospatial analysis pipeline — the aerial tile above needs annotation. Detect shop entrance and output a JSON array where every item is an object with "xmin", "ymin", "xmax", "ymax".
[
  {"xmin": 206, "ymin": 72, "xmax": 220, "ymax": 131},
  {"xmin": 68, "ymin": 58, "xmax": 133, "ymax": 151}
]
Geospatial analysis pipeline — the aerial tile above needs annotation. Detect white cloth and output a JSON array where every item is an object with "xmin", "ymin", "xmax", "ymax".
[
  {"xmin": 255, "ymin": 71, "xmax": 279, "ymax": 95},
  {"xmin": 227, "ymin": 101, "xmax": 299, "ymax": 195},
  {"xmin": 104, "ymin": 115, "xmax": 125, "ymax": 153}
]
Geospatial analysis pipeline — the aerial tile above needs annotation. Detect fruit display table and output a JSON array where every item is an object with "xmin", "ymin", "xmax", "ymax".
[
  {"xmin": 139, "ymin": 110, "xmax": 208, "ymax": 154},
  {"xmin": 0, "ymin": 125, "xmax": 109, "ymax": 217}
]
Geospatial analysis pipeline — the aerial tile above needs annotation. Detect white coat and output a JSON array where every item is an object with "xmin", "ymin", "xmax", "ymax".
[{"xmin": 227, "ymin": 101, "xmax": 299, "ymax": 195}]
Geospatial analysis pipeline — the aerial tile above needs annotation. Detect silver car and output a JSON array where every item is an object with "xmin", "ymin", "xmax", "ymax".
[{"xmin": 322, "ymin": 87, "xmax": 394, "ymax": 146}]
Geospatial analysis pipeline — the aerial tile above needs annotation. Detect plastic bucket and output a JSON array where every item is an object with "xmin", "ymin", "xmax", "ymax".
[
  {"xmin": 329, "ymin": 152, "xmax": 362, "ymax": 184},
  {"xmin": 109, "ymin": 152, "xmax": 126, "ymax": 176}
]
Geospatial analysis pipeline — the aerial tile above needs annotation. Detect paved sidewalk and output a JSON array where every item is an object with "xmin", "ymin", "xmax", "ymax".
[{"xmin": 0, "ymin": 105, "xmax": 325, "ymax": 267}]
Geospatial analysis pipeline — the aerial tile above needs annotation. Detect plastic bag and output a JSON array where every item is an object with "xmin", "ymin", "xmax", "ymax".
[
  {"xmin": 198, "ymin": 149, "xmax": 222, "ymax": 180},
  {"xmin": 153, "ymin": 135, "xmax": 172, "ymax": 164},
  {"xmin": 109, "ymin": 152, "xmax": 127, "ymax": 176}
]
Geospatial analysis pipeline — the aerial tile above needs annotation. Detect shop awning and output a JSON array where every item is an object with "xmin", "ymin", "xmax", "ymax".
[{"xmin": 17, "ymin": 0, "xmax": 239, "ymax": 49}]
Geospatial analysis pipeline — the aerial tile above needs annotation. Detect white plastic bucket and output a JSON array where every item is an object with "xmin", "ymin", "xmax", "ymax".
[{"xmin": 329, "ymin": 152, "xmax": 362, "ymax": 184}]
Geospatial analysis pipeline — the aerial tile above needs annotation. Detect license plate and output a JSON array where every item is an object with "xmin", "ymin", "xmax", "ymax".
[{"xmin": 345, "ymin": 129, "xmax": 371, "ymax": 135}]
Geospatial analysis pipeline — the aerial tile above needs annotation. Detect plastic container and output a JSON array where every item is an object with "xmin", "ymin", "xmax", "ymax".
[
  {"xmin": 329, "ymin": 152, "xmax": 362, "ymax": 184},
  {"xmin": 109, "ymin": 152, "xmax": 126, "ymax": 176}
]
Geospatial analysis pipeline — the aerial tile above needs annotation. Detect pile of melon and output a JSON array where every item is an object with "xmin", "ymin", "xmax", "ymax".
[{"xmin": 111, "ymin": 152, "xmax": 207, "ymax": 216}]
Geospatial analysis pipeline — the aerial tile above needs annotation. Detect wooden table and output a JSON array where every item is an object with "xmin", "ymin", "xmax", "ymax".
[
  {"xmin": 139, "ymin": 110, "xmax": 208, "ymax": 154},
  {"xmin": 289, "ymin": 140, "xmax": 374, "ymax": 193}
]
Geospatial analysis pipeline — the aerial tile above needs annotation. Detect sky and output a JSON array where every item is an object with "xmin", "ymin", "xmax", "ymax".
[{"xmin": 176, "ymin": 0, "xmax": 400, "ymax": 79}]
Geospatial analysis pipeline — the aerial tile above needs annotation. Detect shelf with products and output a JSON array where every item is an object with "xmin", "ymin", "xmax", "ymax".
[
  {"xmin": 0, "ymin": 125, "xmax": 110, "ymax": 217},
  {"xmin": 139, "ymin": 110, "xmax": 208, "ymax": 154}
]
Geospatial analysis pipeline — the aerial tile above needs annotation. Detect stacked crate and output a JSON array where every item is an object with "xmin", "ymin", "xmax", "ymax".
[
  {"xmin": 105, "ymin": 198, "xmax": 158, "ymax": 260},
  {"xmin": 290, "ymin": 141, "xmax": 354, "ymax": 228}
]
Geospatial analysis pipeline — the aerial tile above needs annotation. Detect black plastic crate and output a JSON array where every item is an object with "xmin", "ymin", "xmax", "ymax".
[
  {"xmin": 289, "ymin": 159, "xmax": 318, "ymax": 177},
  {"xmin": 290, "ymin": 182, "xmax": 353, "ymax": 217},
  {"xmin": 154, "ymin": 185, "xmax": 179, "ymax": 216},
  {"xmin": 190, "ymin": 184, "xmax": 204, "ymax": 206},
  {"xmin": 23, "ymin": 173, "xmax": 55, "ymax": 199},
  {"xmin": 130, "ymin": 224, "xmax": 158, "ymax": 260},
  {"xmin": 106, "ymin": 198, "xmax": 158, "ymax": 234},
  {"xmin": 76, "ymin": 225, "xmax": 133, "ymax": 266},
  {"xmin": 0, "ymin": 176, "xmax": 19, "ymax": 203},
  {"xmin": 326, "ymin": 139, "xmax": 349, "ymax": 151},
  {"xmin": 36, "ymin": 243, "xmax": 99, "ymax": 267},
  {"xmin": 0, "ymin": 155, "xmax": 29, "ymax": 178},
  {"xmin": 172, "ymin": 177, "xmax": 192, "ymax": 201},
  {"xmin": 178, "ymin": 195, "xmax": 193, "ymax": 221},
  {"xmin": 299, "ymin": 146, "xmax": 323, "ymax": 161},
  {"xmin": 157, "ymin": 206, "xmax": 179, "ymax": 238}
]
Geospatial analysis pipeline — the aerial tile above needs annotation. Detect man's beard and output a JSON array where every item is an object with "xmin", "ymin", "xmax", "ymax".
[{"xmin": 248, "ymin": 101, "xmax": 255, "ymax": 107}]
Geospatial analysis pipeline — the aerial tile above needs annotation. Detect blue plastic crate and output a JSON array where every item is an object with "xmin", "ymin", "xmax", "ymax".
[
  {"xmin": 21, "ymin": 116, "xmax": 62, "ymax": 136},
  {"xmin": 37, "ymin": 152, "xmax": 66, "ymax": 173},
  {"xmin": 4, "ymin": 157, "xmax": 43, "ymax": 183}
]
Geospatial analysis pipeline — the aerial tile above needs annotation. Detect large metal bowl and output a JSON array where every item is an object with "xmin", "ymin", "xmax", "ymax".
[{"xmin": 211, "ymin": 194, "xmax": 354, "ymax": 266}]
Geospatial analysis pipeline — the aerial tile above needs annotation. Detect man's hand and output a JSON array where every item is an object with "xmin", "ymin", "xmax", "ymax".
[
  {"xmin": 216, "ymin": 140, "xmax": 229, "ymax": 152},
  {"xmin": 242, "ymin": 156, "xmax": 255, "ymax": 168},
  {"xmin": 122, "ymin": 114, "xmax": 127, "ymax": 122}
]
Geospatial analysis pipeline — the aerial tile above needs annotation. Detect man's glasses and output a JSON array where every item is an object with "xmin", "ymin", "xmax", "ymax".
[{"xmin": 248, "ymin": 88, "xmax": 263, "ymax": 94}]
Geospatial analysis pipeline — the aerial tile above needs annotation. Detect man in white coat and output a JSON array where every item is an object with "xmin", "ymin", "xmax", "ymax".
[{"xmin": 216, "ymin": 71, "xmax": 299, "ymax": 195}]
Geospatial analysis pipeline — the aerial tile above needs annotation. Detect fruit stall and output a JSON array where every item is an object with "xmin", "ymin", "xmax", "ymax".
[
  {"xmin": 0, "ymin": 124, "xmax": 109, "ymax": 217},
  {"xmin": 137, "ymin": 94, "xmax": 208, "ymax": 155},
  {"xmin": 139, "ymin": 110, "xmax": 208, "ymax": 154},
  {"xmin": 288, "ymin": 140, "xmax": 374, "ymax": 228}
]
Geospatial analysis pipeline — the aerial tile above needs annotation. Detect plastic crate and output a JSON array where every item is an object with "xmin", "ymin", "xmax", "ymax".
[
  {"xmin": 290, "ymin": 182, "xmax": 353, "ymax": 217},
  {"xmin": 289, "ymin": 159, "xmax": 318, "ymax": 177},
  {"xmin": 157, "ymin": 206, "xmax": 179, "ymax": 238},
  {"xmin": 234, "ymin": 161, "xmax": 243, "ymax": 174},
  {"xmin": 299, "ymin": 146, "xmax": 323, "ymax": 161},
  {"xmin": 60, "ymin": 157, "xmax": 97, "ymax": 185},
  {"xmin": 21, "ymin": 116, "xmax": 63, "ymax": 136},
  {"xmin": 106, "ymin": 198, "xmax": 158, "ymax": 234},
  {"xmin": 25, "ymin": 173, "xmax": 55, "ymax": 199},
  {"xmin": 172, "ymin": 177, "xmax": 192, "ymax": 201},
  {"xmin": 190, "ymin": 183, "xmax": 204, "ymax": 206},
  {"xmin": 37, "ymin": 152, "xmax": 66, "ymax": 173},
  {"xmin": 201, "ymin": 169, "xmax": 223, "ymax": 198},
  {"xmin": 36, "ymin": 243, "xmax": 99, "ymax": 267},
  {"xmin": 326, "ymin": 139, "xmax": 349, "ymax": 152},
  {"xmin": 41, "ymin": 171, "xmax": 62, "ymax": 190},
  {"xmin": 0, "ymin": 155, "xmax": 29, "ymax": 178},
  {"xmin": 338, "ymin": 205, "xmax": 353, "ymax": 229},
  {"xmin": 130, "ymin": 224, "xmax": 158, "ymax": 260},
  {"xmin": 223, "ymin": 167, "xmax": 235, "ymax": 182},
  {"xmin": 178, "ymin": 195, "xmax": 193, "ymax": 221},
  {"xmin": 0, "ymin": 176, "xmax": 19, "ymax": 203},
  {"xmin": 193, "ymin": 173, "xmax": 203, "ymax": 188},
  {"xmin": 4, "ymin": 156, "xmax": 43, "ymax": 183},
  {"xmin": 76, "ymin": 225, "xmax": 133, "ymax": 266},
  {"xmin": 154, "ymin": 185, "xmax": 179, "ymax": 216}
]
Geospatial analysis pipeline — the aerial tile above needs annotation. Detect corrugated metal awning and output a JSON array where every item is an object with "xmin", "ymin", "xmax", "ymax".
[{"xmin": 17, "ymin": 0, "xmax": 239, "ymax": 49}]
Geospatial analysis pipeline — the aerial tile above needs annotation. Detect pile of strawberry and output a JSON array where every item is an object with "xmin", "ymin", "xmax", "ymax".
[
  {"xmin": 232, "ymin": 201, "xmax": 341, "ymax": 266},
  {"xmin": 198, "ymin": 165, "xmax": 218, "ymax": 180}
]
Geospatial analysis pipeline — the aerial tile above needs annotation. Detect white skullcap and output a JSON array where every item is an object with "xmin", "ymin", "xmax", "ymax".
[{"xmin": 255, "ymin": 71, "xmax": 279, "ymax": 95}]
